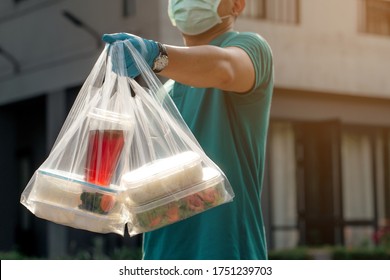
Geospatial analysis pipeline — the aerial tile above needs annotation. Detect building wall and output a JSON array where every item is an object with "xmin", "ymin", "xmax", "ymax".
[{"xmin": 237, "ymin": 0, "xmax": 390, "ymax": 99}]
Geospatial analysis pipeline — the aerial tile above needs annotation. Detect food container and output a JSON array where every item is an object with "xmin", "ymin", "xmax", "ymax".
[
  {"xmin": 29, "ymin": 169, "xmax": 128, "ymax": 235},
  {"xmin": 30, "ymin": 169, "xmax": 84, "ymax": 208},
  {"xmin": 32, "ymin": 201, "xmax": 126, "ymax": 234},
  {"xmin": 121, "ymin": 151, "xmax": 203, "ymax": 205},
  {"xmin": 32, "ymin": 201, "xmax": 77, "ymax": 226},
  {"xmin": 127, "ymin": 167, "xmax": 228, "ymax": 235}
]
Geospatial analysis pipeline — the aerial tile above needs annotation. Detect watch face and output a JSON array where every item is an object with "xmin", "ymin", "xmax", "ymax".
[{"xmin": 154, "ymin": 55, "xmax": 169, "ymax": 72}]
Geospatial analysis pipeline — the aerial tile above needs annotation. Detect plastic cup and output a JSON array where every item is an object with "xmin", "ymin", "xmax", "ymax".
[{"xmin": 85, "ymin": 108, "xmax": 134, "ymax": 187}]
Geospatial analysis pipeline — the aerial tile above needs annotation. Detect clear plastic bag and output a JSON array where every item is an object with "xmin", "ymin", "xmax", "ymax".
[{"xmin": 20, "ymin": 39, "xmax": 234, "ymax": 236}]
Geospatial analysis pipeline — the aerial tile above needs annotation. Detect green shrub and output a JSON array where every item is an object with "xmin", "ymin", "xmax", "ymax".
[
  {"xmin": 268, "ymin": 246, "xmax": 390, "ymax": 260},
  {"xmin": 332, "ymin": 246, "xmax": 390, "ymax": 260},
  {"xmin": 0, "ymin": 251, "xmax": 35, "ymax": 260},
  {"xmin": 268, "ymin": 247, "xmax": 313, "ymax": 260},
  {"xmin": 110, "ymin": 247, "xmax": 142, "ymax": 260}
]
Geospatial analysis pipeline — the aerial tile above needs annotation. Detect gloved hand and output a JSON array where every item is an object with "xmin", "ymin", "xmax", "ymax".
[{"xmin": 102, "ymin": 33, "xmax": 159, "ymax": 78}]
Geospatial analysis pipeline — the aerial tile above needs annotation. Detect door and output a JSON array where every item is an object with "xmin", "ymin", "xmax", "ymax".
[{"xmin": 295, "ymin": 120, "xmax": 343, "ymax": 246}]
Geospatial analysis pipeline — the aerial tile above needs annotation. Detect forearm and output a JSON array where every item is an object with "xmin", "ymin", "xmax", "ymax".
[{"xmin": 160, "ymin": 45, "xmax": 254, "ymax": 93}]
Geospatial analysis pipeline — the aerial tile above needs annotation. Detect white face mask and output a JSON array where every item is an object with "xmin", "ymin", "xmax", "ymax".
[{"xmin": 168, "ymin": 0, "xmax": 230, "ymax": 35}]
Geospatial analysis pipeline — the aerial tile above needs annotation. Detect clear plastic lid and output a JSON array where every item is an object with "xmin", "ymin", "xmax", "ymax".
[
  {"xmin": 129, "ymin": 167, "xmax": 223, "ymax": 213},
  {"xmin": 87, "ymin": 108, "xmax": 134, "ymax": 131},
  {"xmin": 121, "ymin": 151, "xmax": 202, "ymax": 190},
  {"xmin": 37, "ymin": 169, "xmax": 123, "ymax": 194}
]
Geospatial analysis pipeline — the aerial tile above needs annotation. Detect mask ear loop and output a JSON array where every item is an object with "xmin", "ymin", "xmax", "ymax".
[
  {"xmin": 220, "ymin": 14, "xmax": 231, "ymax": 21},
  {"xmin": 220, "ymin": 7, "xmax": 237, "ymax": 21}
]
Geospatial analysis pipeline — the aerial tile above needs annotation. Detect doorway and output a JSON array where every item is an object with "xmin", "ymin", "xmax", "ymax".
[{"xmin": 294, "ymin": 120, "xmax": 343, "ymax": 246}]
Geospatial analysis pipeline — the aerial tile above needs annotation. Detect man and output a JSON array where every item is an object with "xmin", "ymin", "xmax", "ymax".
[{"xmin": 103, "ymin": 0, "xmax": 273, "ymax": 259}]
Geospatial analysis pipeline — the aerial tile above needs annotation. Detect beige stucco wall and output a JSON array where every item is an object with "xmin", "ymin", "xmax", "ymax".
[
  {"xmin": 2, "ymin": 0, "xmax": 390, "ymax": 105},
  {"xmin": 236, "ymin": 0, "xmax": 390, "ymax": 99}
]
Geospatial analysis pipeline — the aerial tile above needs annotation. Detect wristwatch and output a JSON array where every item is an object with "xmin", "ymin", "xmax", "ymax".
[{"xmin": 152, "ymin": 42, "xmax": 169, "ymax": 73}]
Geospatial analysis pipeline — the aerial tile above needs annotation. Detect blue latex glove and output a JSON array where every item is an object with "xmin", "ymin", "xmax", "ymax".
[{"xmin": 102, "ymin": 33, "xmax": 159, "ymax": 78}]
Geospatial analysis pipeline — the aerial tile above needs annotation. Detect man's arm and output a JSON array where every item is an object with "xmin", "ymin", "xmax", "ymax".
[{"xmin": 161, "ymin": 45, "xmax": 255, "ymax": 93}]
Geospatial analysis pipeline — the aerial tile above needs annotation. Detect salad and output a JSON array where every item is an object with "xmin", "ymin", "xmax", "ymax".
[{"xmin": 134, "ymin": 183, "xmax": 226, "ymax": 231}]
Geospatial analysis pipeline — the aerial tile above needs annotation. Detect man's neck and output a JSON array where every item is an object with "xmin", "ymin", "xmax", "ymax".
[{"xmin": 182, "ymin": 24, "xmax": 234, "ymax": 46}]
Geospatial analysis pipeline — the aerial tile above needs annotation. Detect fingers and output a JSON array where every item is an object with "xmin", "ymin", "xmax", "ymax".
[
  {"xmin": 102, "ymin": 33, "xmax": 132, "ymax": 44},
  {"xmin": 102, "ymin": 34, "xmax": 115, "ymax": 43}
]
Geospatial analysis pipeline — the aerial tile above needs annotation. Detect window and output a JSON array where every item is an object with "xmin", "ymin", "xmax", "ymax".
[
  {"xmin": 360, "ymin": 0, "xmax": 390, "ymax": 36},
  {"xmin": 341, "ymin": 128, "xmax": 386, "ymax": 247},
  {"xmin": 267, "ymin": 120, "xmax": 390, "ymax": 250},
  {"xmin": 243, "ymin": 0, "xmax": 300, "ymax": 24},
  {"xmin": 268, "ymin": 122, "xmax": 298, "ymax": 249},
  {"xmin": 341, "ymin": 130, "xmax": 375, "ymax": 221}
]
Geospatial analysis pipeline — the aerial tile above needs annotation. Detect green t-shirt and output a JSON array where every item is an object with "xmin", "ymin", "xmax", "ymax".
[{"xmin": 143, "ymin": 31, "xmax": 273, "ymax": 260}]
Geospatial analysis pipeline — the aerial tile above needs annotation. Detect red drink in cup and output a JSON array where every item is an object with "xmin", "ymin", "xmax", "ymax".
[
  {"xmin": 81, "ymin": 108, "xmax": 134, "ymax": 214},
  {"xmin": 85, "ymin": 108, "xmax": 134, "ymax": 186},
  {"xmin": 85, "ymin": 129, "xmax": 125, "ymax": 186}
]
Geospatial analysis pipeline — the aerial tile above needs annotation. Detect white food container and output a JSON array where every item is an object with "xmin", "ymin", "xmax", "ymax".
[
  {"xmin": 121, "ymin": 151, "xmax": 203, "ymax": 205},
  {"xmin": 32, "ymin": 201, "xmax": 126, "ymax": 234},
  {"xmin": 31, "ymin": 169, "xmax": 83, "ymax": 208},
  {"xmin": 29, "ymin": 169, "xmax": 128, "ymax": 235},
  {"xmin": 127, "ymin": 167, "xmax": 228, "ymax": 235}
]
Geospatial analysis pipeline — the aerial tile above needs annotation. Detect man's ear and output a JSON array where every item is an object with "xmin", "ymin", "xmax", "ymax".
[{"xmin": 232, "ymin": 0, "xmax": 245, "ymax": 16}]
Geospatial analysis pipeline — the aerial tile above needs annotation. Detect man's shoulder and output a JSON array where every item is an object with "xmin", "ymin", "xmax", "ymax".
[
  {"xmin": 222, "ymin": 32, "xmax": 272, "ymax": 53},
  {"xmin": 225, "ymin": 31, "xmax": 265, "ymax": 43}
]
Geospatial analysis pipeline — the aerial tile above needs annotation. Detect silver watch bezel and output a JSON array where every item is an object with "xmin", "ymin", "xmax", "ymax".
[
  {"xmin": 153, "ymin": 43, "xmax": 169, "ymax": 73},
  {"xmin": 153, "ymin": 54, "xmax": 169, "ymax": 73}
]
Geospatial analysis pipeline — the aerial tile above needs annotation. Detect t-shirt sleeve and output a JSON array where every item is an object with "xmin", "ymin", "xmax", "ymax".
[{"xmin": 224, "ymin": 32, "xmax": 273, "ymax": 92}]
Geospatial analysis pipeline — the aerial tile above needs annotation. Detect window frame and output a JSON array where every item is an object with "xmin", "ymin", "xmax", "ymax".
[
  {"xmin": 359, "ymin": 0, "xmax": 390, "ymax": 37},
  {"xmin": 242, "ymin": 0, "xmax": 300, "ymax": 25}
]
